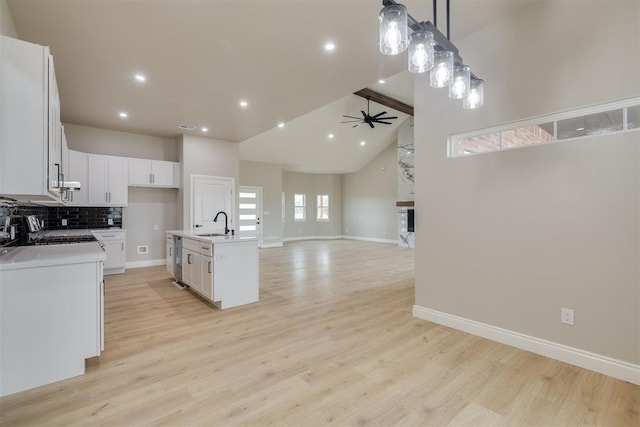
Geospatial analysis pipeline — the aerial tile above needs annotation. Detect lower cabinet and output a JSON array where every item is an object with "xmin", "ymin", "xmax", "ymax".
[{"xmin": 92, "ymin": 230, "xmax": 126, "ymax": 275}]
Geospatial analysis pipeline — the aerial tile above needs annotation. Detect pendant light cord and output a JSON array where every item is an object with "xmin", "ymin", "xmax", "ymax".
[
  {"xmin": 433, "ymin": 0, "xmax": 437, "ymax": 28},
  {"xmin": 446, "ymin": 0, "xmax": 451, "ymax": 40}
]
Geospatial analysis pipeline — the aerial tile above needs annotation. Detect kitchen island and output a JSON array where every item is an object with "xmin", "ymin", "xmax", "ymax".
[
  {"xmin": 0, "ymin": 243, "xmax": 106, "ymax": 397},
  {"xmin": 166, "ymin": 231, "xmax": 258, "ymax": 309}
]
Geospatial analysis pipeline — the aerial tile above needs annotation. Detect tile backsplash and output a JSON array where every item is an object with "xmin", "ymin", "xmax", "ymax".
[{"xmin": 0, "ymin": 199, "xmax": 122, "ymax": 247}]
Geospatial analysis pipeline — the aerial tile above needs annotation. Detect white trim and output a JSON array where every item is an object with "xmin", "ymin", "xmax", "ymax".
[
  {"xmin": 126, "ymin": 259, "xmax": 165, "ymax": 269},
  {"xmin": 342, "ymin": 236, "xmax": 398, "ymax": 244},
  {"xmin": 260, "ymin": 242, "xmax": 283, "ymax": 248},
  {"xmin": 412, "ymin": 305, "xmax": 640, "ymax": 385},
  {"xmin": 283, "ymin": 235, "xmax": 343, "ymax": 242}
]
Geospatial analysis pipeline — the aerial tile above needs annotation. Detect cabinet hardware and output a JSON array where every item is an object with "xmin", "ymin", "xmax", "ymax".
[
  {"xmin": 169, "ymin": 247, "xmax": 172, "ymax": 256},
  {"xmin": 201, "ymin": 246, "xmax": 208, "ymax": 250},
  {"xmin": 187, "ymin": 254, "xmax": 191, "ymax": 264},
  {"xmin": 152, "ymin": 173, "xmax": 155, "ymax": 184},
  {"xmin": 150, "ymin": 173, "xmax": 153, "ymax": 184},
  {"xmin": 121, "ymin": 243, "xmax": 124, "ymax": 251},
  {"xmin": 102, "ymin": 235, "xmax": 115, "ymax": 238},
  {"xmin": 208, "ymin": 261, "xmax": 211, "ymax": 274},
  {"xmin": 195, "ymin": 224, "xmax": 203, "ymax": 228}
]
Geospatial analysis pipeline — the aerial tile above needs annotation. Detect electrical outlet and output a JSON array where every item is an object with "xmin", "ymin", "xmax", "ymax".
[
  {"xmin": 61, "ymin": 219, "xmax": 67, "ymax": 226},
  {"xmin": 561, "ymin": 308, "xmax": 575, "ymax": 325},
  {"xmin": 108, "ymin": 218, "xmax": 114, "ymax": 225},
  {"xmin": 137, "ymin": 245, "xmax": 149, "ymax": 255}
]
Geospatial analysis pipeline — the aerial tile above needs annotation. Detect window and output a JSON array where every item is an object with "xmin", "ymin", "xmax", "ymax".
[
  {"xmin": 449, "ymin": 97, "xmax": 639, "ymax": 158},
  {"xmin": 294, "ymin": 193, "xmax": 305, "ymax": 221},
  {"xmin": 316, "ymin": 194, "xmax": 329, "ymax": 221}
]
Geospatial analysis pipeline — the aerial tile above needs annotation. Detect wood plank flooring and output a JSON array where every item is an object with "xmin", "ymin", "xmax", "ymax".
[{"xmin": 1, "ymin": 240, "xmax": 638, "ymax": 426}]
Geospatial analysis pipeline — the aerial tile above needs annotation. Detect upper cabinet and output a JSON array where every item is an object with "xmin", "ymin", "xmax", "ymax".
[
  {"xmin": 128, "ymin": 159, "xmax": 179, "ymax": 188},
  {"xmin": 0, "ymin": 36, "xmax": 63, "ymax": 202},
  {"xmin": 88, "ymin": 155, "xmax": 128, "ymax": 206}
]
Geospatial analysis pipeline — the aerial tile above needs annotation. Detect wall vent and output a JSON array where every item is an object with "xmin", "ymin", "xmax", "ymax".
[{"xmin": 178, "ymin": 124, "xmax": 196, "ymax": 131}]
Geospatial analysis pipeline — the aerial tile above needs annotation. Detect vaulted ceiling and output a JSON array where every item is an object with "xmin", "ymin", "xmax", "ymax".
[{"xmin": 8, "ymin": 0, "xmax": 535, "ymax": 173}]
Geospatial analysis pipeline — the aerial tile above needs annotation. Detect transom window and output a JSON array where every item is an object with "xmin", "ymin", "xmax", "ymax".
[
  {"xmin": 316, "ymin": 194, "xmax": 329, "ymax": 221},
  {"xmin": 449, "ymin": 97, "xmax": 639, "ymax": 158},
  {"xmin": 294, "ymin": 193, "xmax": 306, "ymax": 221}
]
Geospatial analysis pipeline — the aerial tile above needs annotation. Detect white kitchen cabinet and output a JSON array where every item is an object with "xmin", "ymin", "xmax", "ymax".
[
  {"xmin": 166, "ymin": 235, "xmax": 175, "ymax": 277},
  {"xmin": 128, "ymin": 159, "xmax": 179, "ymax": 188},
  {"xmin": 66, "ymin": 150, "xmax": 89, "ymax": 205},
  {"xmin": 175, "ymin": 233, "xmax": 257, "ymax": 309},
  {"xmin": 0, "ymin": 36, "xmax": 62, "ymax": 202},
  {"xmin": 92, "ymin": 230, "xmax": 126, "ymax": 274},
  {"xmin": 0, "ymin": 244, "xmax": 105, "ymax": 397},
  {"xmin": 88, "ymin": 155, "xmax": 128, "ymax": 206}
]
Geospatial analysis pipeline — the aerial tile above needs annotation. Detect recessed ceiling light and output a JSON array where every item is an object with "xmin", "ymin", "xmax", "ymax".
[
  {"xmin": 328, "ymin": 133, "xmax": 334, "ymax": 139},
  {"xmin": 119, "ymin": 112, "xmax": 128, "ymax": 118},
  {"xmin": 134, "ymin": 73, "xmax": 146, "ymax": 82},
  {"xmin": 201, "ymin": 127, "xmax": 208, "ymax": 132},
  {"xmin": 239, "ymin": 100, "xmax": 249, "ymax": 108},
  {"xmin": 576, "ymin": 127, "xmax": 585, "ymax": 131},
  {"xmin": 360, "ymin": 141, "xmax": 366, "ymax": 146},
  {"xmin": 378, "ymin": 79, "xmax": 386, "ymax": 84},
  {"xmin": 324, "ymin": 42, "xmax": 336, "ymax": 52},
  {"xmin": 278, "ymin": 122, "xmax": 285, "ymax": 128}
]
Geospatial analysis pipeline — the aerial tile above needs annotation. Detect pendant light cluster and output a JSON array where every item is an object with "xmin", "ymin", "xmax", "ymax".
[{"xmin": 379, "ymin": 0, "xmax": 484, "ymax": 109}]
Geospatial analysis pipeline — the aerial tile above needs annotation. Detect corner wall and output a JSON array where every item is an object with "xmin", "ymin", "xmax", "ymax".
[
  {"xmin": 0, "ymin": 0, "xmax": 18, "ymax": 38},
  {"xmin": 414, "ymin": 0, "xmax": 640, "ymax": 375},
  {"xmin": 342, "ymin": 142, "xmax": 397, "ymax": 242}
]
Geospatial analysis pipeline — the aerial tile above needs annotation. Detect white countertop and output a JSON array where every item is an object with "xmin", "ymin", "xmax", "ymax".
[
  {"xmin": 167, "ymin": 230, "xmax": 257, "ymax": 244},
  {"xmin": 0, "ymin": 242, "xmax": 106, "ymax": 271}
]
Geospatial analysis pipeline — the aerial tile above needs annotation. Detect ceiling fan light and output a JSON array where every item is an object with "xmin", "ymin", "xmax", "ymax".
[
  {"xmin": 379, "ymin": 4, "xmax": 408, "ymax": 55},
  {"xmin": 408, "ymin": 30, "xmax": 434, "ymax": 73},
  {"xmin": 463, "ymin": 79, "xmax": 484, "ymax": 109},
  {"xmin": 449, "ymin": 65, "xmax": 471, "ymax": 99},
  {"xmin": 430, "ymin": 50, "xmax": 454, "ymax": 88}
]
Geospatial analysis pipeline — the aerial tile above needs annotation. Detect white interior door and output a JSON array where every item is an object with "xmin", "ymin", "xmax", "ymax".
[
  {"xmin": 238, "ymin": 186, "xmax": 263, "ymax": 247},
  {"xmin": 192, "ymin": 176, "xmax": 234, "ymax": 234}
]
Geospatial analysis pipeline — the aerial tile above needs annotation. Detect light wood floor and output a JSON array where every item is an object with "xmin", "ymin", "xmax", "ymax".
[{"xmin": 1, "ymin": 240, "xmax": 638, "ymax": 426}]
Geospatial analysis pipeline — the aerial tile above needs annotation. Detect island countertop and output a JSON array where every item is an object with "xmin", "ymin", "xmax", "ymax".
[
  {"xmin": 166, "ymin": 230, "xmax": 257, "ymax": 244},
  {"xmin": 0, "ymin": 242, "xmax": 106, "ymax": 271}
]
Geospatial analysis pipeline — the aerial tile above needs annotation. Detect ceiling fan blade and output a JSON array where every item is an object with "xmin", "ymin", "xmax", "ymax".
[
  {"xmin": 375, "ymin": 116, "xmax": 398, "ymax": 120},
  {"xmin": 375, "ymin": 121, "xmax": 393, "ymax": 125},
  {"xmin": 361, "ymin": 110, "xmax": 367, "ymax": 118},
  {"xmin": 342, "ymin": 115, "xmax": 362, "ymax": 120},
  {"xmin": 352, "ymin": 123, "xmax": 361, "ymax": 128},
  {"xmin": 341, "ymin": 120, "xmax": 362, "ymax": 123},
  {"xmin": 368, "ymin": 122, "xmax": 375, "ymax": 128},
  {"xmin": 371, "ymin": 111, "xmax": 387, "ymax": 118}
]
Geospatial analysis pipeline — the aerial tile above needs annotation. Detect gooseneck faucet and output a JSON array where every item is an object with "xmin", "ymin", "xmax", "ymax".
[{"xmin": 213, "ymin": 211, "xmax": 229, "ymax": 235}]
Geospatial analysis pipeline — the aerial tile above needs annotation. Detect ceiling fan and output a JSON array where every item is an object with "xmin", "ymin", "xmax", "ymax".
[{"xmin": 341, "ymin": 97, "xmax": 398, "ymax": 128}]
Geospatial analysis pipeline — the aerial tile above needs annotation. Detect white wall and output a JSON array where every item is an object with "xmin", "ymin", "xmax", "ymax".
[
  {"xmin": 282, "ymin": 171, "xmax": 342, "ymax": 239},
  {"xmin": 240, "ymin": 160, "xmax": 283, "ymax": 246},
  {"xmin": 64, "ymin": 124, "xmax": 179, "ymax": 263},
  {"xmin": 0, "ymin": 0, "xmax": 18, "ymax": 38},
  {"xmin": 178, "ymin": 134, "xmax": 239, "ymax": 230},
  {"xmin": 414, "ymin": 0, "xmax": 639, "ymax": 367},
  {"xmin": 342, "ymin": 142, "xmax": 397, "ymax": 242}
]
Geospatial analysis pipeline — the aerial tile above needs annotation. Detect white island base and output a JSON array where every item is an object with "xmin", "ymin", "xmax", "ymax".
[{"xmin": 167, "ymin": 231, "xmax": 259, "ymax": 309}]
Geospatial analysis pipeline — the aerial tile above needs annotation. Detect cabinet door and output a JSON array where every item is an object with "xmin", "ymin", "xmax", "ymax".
[
  {"xmin": 103, "ymin": 240, "xmax": 125, "ymax": 270},
  {"xmin": 88, "ymin": 155, "xmax": 108, "ymax": 205},
  {"xmin": 166, "ymin": 241, "xmax": 175, "ymax": 277},
  {"xmin": 151, "ymin": 160, "xmax": 174, "ymax": 186},
  {"xmin": 67, "ymin": 150, "xmax": 89, "ymax": 205},
  {"xmin": 200, "ymin": 254, "xmax": 212, "ymax": 299},
  {"xmin": 47, "ymin": 55, "xmax": 62, "ymax": 198},
  {"xmin": 128, "ymin": 159, "xmax": 153, "ymax": 186},
  {"xmin": 182, "ymin": 248, "xmax": 195, "ymax": 287},
  {"xmin": 106, "ymin": 157, "xmax": 128, "ymax": 206}
]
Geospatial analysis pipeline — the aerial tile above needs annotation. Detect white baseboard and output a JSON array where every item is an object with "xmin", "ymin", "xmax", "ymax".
[
  {"xmin": 342, "ymin": 235, "xmax": 398, "ymax": 244},
  {"xmin": 126, "ymin": 259, "xmax": 166, "ymax": 269},
  {"xmin": 261, "ymin": 242, "xmax": 283, "ymax": 248},
  {"xmin": 413, "ymin": 305, "xmax": 640, "ymax": 385},
  {"xmin": 283, "ymin": 235, "xmax": 343, "ymax": 242}
]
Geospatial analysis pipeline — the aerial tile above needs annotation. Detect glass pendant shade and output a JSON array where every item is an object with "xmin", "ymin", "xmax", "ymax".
[
  {"xmin": 408, "ymin": 30, "xmax": 434, "ymax": 73},
  {"xmin": 463, "ymin": 79, "xmax": 484, "ymax": 109},
  {"xmin": 379, "ymin": 4, "xmax": 408, "ymax": 55},
  {"xmin": 449, "ymin": 65, "xmax": 471, "ymax": 99},
  {"xmin": 430, "ymin": 50, "xmax": 454, "ymax": 88}
]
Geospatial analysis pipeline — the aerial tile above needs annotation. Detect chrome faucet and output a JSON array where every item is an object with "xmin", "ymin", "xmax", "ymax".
[{"xmin": 213, "ymin": 211, "xmax": 229, "ymax": 235}]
